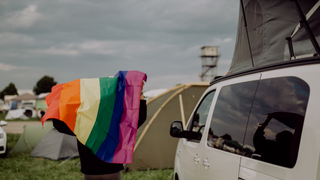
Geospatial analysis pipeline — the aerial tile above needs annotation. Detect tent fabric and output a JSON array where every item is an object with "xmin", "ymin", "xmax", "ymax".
[
  {"xmin": 143, "ymin": 89, "xmax": 168, "ymax": 101},
  {"xmin": 11, "ymin": 93, "xmax": 37, "ymax": 101},
  {"xmin": 5, "ymin": 109, "xmax": 37, "ymax": 120},
  {"xmin": 10, "ymin": 122, "xmax": 53, "ymax": 153},
  {"xmin": 124, "ymin": 82, "xmax": 209, "ymax": 171},
  {"xmin": 5, "ymin": 109, "xmax": 29, "ymax": 120},
  {"xmin": 229, "ymin": 0, "xmax": 320, "ymax": 75},
  {"xmin": 30, "ymin": 128, "xmax": 78, "ymax": 160}
]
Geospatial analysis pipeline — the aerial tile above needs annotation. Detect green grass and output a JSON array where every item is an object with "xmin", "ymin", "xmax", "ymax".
[
  {"xmin": 0, "ymin": 112, "xmax": 7, "ymax": 120},
  {"xmin": 0, "ymin": 134, "xmax": 174, "ymax": 180},
  {"xmin": 122, "ymin": 169, "xmax": 174, "ymax": 180}
]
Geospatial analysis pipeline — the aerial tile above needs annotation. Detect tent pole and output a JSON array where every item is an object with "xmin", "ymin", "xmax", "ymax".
[
  {"xmin": 240, "ymin": 0, "xmax": 255, "ymax": 67},
  {"xmin": 291, "ymin": 0, "xmax": 320, "ymax": 55},
  {"xmin": 286, "ymin": 37, "xmax": 295, "ymax": 60},
  {"xmin": 179, "ymin": 94, "xmax": 186, "ymax": 129}
]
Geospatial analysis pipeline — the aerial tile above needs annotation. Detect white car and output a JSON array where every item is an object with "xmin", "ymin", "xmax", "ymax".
[{"xmin": 0, "ymin": 120, "xmax": 7, "ymax": 158}]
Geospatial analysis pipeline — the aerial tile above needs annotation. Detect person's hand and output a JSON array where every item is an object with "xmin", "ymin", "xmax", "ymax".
[
  {"xmin": 260, "ymin": 113, "xmax": 273, "ymax": 129},
  {"xmin": 266, "ymin": 113, "xmax": 273, "ymax": 121}
]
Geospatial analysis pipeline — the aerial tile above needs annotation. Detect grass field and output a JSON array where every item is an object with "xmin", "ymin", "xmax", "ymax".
[{"xmin": 0, "ymin": 129, "xmax": 174, "ymax": 180}]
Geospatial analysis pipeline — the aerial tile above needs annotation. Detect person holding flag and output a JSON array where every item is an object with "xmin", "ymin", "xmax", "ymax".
[{"xmin": 41, "ymin": 71, "xmax": 147, "ymax": 180}]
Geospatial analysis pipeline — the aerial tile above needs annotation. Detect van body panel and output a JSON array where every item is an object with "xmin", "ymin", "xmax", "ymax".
[
  {"xmin": 200, "ymin": 148, "xmax": 241, "ymax": 180},
  {"xmin": 209, "ymin": 73, "xmax": 261, "ymax": 88},
  {"xmin": 239, "ymin": 166, "xmax": 280, "ymax": 180},
  {"xmin": 176, "ymin": 139, "xmax": 202, "ymax": 180},
  {"xmin": 171, "ymin": 60, "xmax": 320, "ymax": 179},
  {"xmin": 240, "ymin": 157, "xmax": 287, "ymax": 179}
]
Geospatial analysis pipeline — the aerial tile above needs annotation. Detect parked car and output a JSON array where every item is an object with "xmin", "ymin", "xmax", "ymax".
[{"xmin": 0, "ymin": 120, "xmax": 7, "ymax": 158}]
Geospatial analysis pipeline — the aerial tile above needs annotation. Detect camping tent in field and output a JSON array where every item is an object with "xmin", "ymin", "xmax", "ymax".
[
  {"xmin": 5, "ymin": 109, "xmax": 29, "ymax": 120},
  {"xmin": 125, "ymin": 82, "xmax": 209, "ymax": 171},
  {"xmin": 30, "ymin": 128, "xmax": 78, "ymax": 160},
  {"xmin": 5, "ymin": 109, "xmax": 37, "ymax": 120},
  {"xmin": 10, "ymin": 122, "xmax": 53, "ymax": 153},
  {"xmin": 143, "ymin": 89, "xmax": 168, "ymax": 101}
]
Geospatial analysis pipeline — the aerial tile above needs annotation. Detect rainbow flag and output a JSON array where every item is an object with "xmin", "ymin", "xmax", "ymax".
[{"xmin": 41, "ymin": 70, "xmax": 147, "ymax": 164}]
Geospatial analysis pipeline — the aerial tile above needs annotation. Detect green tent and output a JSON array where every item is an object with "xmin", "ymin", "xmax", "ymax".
[
  {"xmin": 125, "ymin": 82, "xmax": 209, "ymax": 171},
  {"xmin": 10, "ymin": 121, "xmax": 53, "ymax": 153}
]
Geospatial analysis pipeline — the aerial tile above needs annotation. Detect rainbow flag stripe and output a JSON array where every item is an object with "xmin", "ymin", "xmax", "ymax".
[{"xmin": 41, "ymin": 71, "xmax": 147, "ymax": 164}]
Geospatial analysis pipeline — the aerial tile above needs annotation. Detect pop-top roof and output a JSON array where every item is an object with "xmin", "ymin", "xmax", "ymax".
[{"xmin": 229, "ymin": 0, "xmax": 320, "ymax": 75}]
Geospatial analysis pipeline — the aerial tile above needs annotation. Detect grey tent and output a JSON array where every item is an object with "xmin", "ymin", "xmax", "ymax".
[
  {"xmin": 125, "ymin": 82, "xmax": 209, "ymax": 171},
  {"xmin": 229, "ymin": 0, "xmax": 320, "ymax": 74},
  {"xmin": 30, "ymin": 128, "xmax": 78, "ymax": 160}
]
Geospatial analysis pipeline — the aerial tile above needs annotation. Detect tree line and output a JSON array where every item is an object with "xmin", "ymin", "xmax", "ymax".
[{"xmin": 0, "ymin": 75, "xmax": 57, "ymax": 100}]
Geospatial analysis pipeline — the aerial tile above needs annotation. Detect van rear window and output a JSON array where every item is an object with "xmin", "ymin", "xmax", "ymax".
[
  {"xmin": 207, "ymin": 77, "xmax": 309, "ymax": 168},
  {"xmin": 244, "ymin": 77, "xmax": 309, "ymax": 168}
]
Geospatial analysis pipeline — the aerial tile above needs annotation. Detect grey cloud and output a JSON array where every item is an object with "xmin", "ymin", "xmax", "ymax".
[{"xmin": 0, "ymin": 0, "xmax": 239, "ymax": 91}]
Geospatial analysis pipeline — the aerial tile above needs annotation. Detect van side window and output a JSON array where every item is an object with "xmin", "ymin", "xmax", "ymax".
[
  {"xmin": 187, "ymin": 90, "xmax": 215, "ymax": 142},
  {"xmin": 243, "ymin": 77, "xmax": 309, "ymax": 168},
  {"xmin": 207, "ymin": 81, "xmax": 259, "ymax": 154}
]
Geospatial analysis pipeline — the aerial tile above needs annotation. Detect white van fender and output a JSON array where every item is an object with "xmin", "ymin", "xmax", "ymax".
[{"xmin": 174, "ymin": 139, "xmax": 183, "ymax": 178}]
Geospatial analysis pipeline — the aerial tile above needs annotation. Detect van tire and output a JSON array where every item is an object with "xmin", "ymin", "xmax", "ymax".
[
  {"xmin": 0, "ymin": 143, "xmax": 7, "ymax": 158},
  {"xmin": 175, "ymin": 173, "xmax": 179, "ymax": 180}
]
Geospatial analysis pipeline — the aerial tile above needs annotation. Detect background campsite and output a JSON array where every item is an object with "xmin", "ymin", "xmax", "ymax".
[
  {"xmin": 0, "ymin": 0, "xmax": 241, "ymax": 178},
  {"xmin": 0, "ymin": 109, "xmax": 173, "ymax": 180},
  {"xmin": 0, "ymin": 81, "xmax": 209, "ymax": 180}
]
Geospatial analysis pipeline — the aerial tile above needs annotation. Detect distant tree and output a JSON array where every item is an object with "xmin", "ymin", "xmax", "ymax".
[
  {"xmin": 33, "ymin": 76, "xmax": 57, "ymax": 95},
  {"xmin": 0, "ymin": 82, "xmax": 18, "ymax": 100}
]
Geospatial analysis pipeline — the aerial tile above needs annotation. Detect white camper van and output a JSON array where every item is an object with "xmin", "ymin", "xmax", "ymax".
[
  {"xmin": 170, "ymin": 0, "xmax": 320, "ymax": 179},
  {"xmin": 170, "ymin": 58, "xmax": 320, "ymax": 180}
]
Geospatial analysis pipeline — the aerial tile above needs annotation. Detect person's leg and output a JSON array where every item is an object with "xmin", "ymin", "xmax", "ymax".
[{"xmin": 83, "ymin": 171, "xmax": 121, "ymax": 180}]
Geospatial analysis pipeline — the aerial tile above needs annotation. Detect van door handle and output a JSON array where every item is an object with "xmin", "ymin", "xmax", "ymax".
[
  {"xmin": 203, "ymin": 158, "xmax": 210, "ymax": 169},
  {"xmin": 193, "ymin": 155, "xmax": 200, "ymax": 164},
  {"xmin": 238, "ymin": 178, "xmax": 245, "ymax": 180}
]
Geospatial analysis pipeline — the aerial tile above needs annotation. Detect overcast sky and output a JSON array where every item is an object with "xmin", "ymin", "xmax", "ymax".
[{"xmin": 0, "ymin": 0, "xmax": 240, "ymax": 93}]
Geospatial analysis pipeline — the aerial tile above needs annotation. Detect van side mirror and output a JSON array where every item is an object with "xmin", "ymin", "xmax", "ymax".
[{"xmin": 170, "ymin": 121, "xmax": 187, "ymax": 138}]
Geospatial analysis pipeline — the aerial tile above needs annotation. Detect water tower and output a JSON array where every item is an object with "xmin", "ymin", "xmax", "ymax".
[{"xmin": 199, "ymin": 46, "xmax": 219, "ymax": 82}]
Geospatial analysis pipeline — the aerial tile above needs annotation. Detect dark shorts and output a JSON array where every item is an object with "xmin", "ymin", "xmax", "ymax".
[{"xmin": 77, "ymin": 140, "xmax": 124, "ymax": 175}]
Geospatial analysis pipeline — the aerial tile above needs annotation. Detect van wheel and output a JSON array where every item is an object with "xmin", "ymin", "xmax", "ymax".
[{"xmin": 0, "ymin": 144, "xmax": 7, "ymax": 158}]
